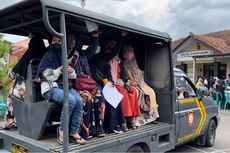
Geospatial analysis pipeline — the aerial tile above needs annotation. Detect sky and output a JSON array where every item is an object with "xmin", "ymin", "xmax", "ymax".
[{"xmin": 1, "ymin": 0, "xmax": 230, "ymax": 42}]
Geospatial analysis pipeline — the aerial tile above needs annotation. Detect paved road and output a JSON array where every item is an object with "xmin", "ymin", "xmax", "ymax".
[{"xmin": 169, "ymin": 110, "xmax": 230, "ymax": 153}]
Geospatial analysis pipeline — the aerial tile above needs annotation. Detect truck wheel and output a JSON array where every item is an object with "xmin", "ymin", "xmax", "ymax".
[
  {"xmin": 205, "ymin": 119, "xmax": 216, "ymax": 147},
  {"xmin": 127, "ymin": 145, "xmax": 144, "ymax": 153}
]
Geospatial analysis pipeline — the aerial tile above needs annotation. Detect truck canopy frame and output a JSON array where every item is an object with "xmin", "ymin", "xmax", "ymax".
[{"xmin": 0, "ymin": 0, "xmax": 171, "ymax": 40}]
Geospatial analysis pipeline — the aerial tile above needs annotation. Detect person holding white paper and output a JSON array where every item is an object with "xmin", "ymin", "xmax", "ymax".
[
  {"xmin": 102, "ymin": 82, "xmax": 123, "ymax": 109},
  {"xmin": 90, "ymin": 30, "xmax": 129, "ymax": 134}
]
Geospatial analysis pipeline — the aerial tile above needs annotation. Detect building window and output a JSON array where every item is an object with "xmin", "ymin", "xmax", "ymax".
[
  {"xmin": 203, "ymin": 63, "xmax": 226, "ymax": 79},
  {"xmin": 203, "ymin": 64, "xmax": 214, "ymax": 77}
]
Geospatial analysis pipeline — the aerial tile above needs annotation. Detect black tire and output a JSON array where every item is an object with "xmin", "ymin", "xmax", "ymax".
[
  {"xmin": 205, "ymin": 119, "xmax": 216, "ymax": 147},
  {"xmin": 127, "ymin": 145, "xmax": 144, "ymax": 153}
]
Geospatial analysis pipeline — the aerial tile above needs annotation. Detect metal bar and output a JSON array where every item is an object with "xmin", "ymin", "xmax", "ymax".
[
  {"xmin": 43, "ymin": 8, "xmax": 62, "ymax": 37},
  {"xmin": 60, "ymin": 13, "xmax": 69, "ymax": 152},
  {"xmin": 42, "ymin": 7, "xmax": 69, "ymax": 152},
  {"xmin": 0, "ymin": 15, "xmax": 59, "ymax": 33},
  {"xmin": 0, "ymin": 6, "xmax": 40, "ymax": 21},
  {"xmin": 45, "ymin": 7, "xmax": 171, "ymax": 41}
]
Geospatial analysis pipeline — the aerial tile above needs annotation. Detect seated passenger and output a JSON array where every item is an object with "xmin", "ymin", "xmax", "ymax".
[
  {"xmin": 108, "ymin": 34, "xmax": 141, "ymax": 129},
  {"xmin": 37, "ymin": 36, "xmax": 86, "ymax": 145},
  {"xmin": 121, "ymin": 45, "xmax": 159, "ymax": 126},
  {"xmin": 177, "ymin": 87, "xmax": 184, "ymax": 99},
  {"xmin": 67, "ymin": 33, "xmax": 105, "ymax": 138}
]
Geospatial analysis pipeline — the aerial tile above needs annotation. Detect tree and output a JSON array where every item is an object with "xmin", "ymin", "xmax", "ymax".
[
  {"xmin": 0, "ymin": 33, "xmax": 11, "ymax": 100},
  {"xmin": 0, "ymin": 34, "xmax": 10, "ymax": 59}
]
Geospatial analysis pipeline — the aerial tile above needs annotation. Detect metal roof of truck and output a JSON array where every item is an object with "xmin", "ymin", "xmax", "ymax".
[{"xmin": 0, "ymin": 0, "xmax": 171, "ymax": 40}]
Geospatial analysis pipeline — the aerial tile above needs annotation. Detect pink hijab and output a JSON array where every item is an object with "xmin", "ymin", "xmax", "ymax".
[{"xmin": 109, "ymin": 55, "xmax": 121, "ymax": 82}]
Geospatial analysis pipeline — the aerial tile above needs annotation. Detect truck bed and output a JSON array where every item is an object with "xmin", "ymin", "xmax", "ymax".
[{"xmin": 0, "ymin": 122, "xmax": 173, "ymax": 152}]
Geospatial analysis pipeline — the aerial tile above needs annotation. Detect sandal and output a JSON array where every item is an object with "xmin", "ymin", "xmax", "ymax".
[
  {"xmin": 3, "ymin": 122, "xmax": 17, "ymax": 130},
  {"xmin": 121, "ymin": 124, "xmax": 129, "ymax": 132},
  {"xmin": 69, "ymin": 134, "xmax": 86, "ymax": 145},
  {"xmin": 56, "ymin": 127, "xmax": 64, "ymax": 145},
  {"xmin": 131, "ymin": 123, "xmax": 138, "ymax": 130}
]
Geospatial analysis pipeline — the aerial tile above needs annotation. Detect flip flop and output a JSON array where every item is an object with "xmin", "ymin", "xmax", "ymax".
[
  {"xmin": 69, "ymin": 135, "xmax": 86, "ymax": 145},
  {"xmin": 2, "ymin": 122, "xmax": 17, "ymax": 130},
  {"xmin": 56, "ymin": 127, "xmax": 64, "ymax": 145},
  {"xmin": 121, "ymin": 124, "xmax": 129, "ymax": 132}
]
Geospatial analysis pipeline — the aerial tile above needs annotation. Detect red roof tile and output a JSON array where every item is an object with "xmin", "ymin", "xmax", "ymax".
[{"xmin": 172, "ymin": 29, "xmax": 230, "ymax": 54}]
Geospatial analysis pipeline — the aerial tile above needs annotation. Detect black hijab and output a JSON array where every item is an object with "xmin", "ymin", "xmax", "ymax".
[
  {"xmin": 37, "ymin": 44, "xmax": 62, "ymax": 76},
  {"xmin": 12, "ymin": 35, "xmax": 46, "ymax": 79}
]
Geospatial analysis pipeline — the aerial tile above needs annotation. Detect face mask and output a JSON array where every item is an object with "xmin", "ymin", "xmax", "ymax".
[{"xmin": 52, "ymin": 43, "xmax": 61, "ymax": 51}]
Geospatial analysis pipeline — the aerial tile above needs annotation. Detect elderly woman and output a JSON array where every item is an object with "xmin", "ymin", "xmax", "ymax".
[{"xmin": 121, "ymin": 45, "xmax": 159, "ymax": 126}]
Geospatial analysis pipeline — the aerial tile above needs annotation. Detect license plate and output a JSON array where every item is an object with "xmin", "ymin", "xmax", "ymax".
[{"xmin": 11, "ymin": 143, "xmax": 29, "ymax": 153}]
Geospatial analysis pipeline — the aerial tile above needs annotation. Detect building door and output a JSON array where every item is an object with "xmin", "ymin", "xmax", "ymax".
[
  {"xmin": 220, "ymin": 64, "xmax": 227, "ymax": 79},
  {"xmin": 203, "ymin": 63, "xmax": 226, "ymax": 79},
  {"xmin": 203, "ymin": 64, "xmax": 214, "ymax": 77}
]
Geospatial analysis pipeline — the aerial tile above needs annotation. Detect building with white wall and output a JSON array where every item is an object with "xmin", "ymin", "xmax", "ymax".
[{"xmin": 172, "ymin": 29, "xmax": 230, "ymax": 83}]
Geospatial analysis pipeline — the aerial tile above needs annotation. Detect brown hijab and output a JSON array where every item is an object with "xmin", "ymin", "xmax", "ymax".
[{"xmin": 123, "ymin": 45, "xmax": 143, "ymax": 84}]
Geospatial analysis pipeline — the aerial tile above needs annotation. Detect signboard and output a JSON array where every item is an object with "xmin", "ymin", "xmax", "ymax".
[{"xmin": 177, "ymin": 50, "xmax": 213, "ymax": 61}]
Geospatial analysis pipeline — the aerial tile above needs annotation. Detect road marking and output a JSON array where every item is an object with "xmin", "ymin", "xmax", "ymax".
[
  {"xmin": 184, "ymin": 145, "xmax": 208, "ymax": 153},
  {"xmin": 210, "ymin": 147, "xmax": 219, "ymax": 151},
  {"xmin": 213, "ymin": 148, "xmax": 230, "ymax": 153},
  {"xmin": 220, "ymin": 117, "xmax": 230, "ymax": 119},
  {"xmin": 184, "ymin": 145, "xmax": 230, "ymax": 153}
]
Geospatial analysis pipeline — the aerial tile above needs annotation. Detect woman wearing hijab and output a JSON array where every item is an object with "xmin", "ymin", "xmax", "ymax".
[
  {"xmin": 68, "ymin": 32, "xmax": 106, "ymax": 139},
  {"xmin": 89, "ymin": 31, "xmax": 128, "ymax": 133},
  {"xmin": 37, "ymin": 36, "xmax": 85, "ymax": 145},
  {"xmin": 195, "ymin": 78, "xmax": 204, "ymax": 88},
  {"xmin": 3, "ymin": 34, "xmax": 47, "ymax": 130},
  {"xmin": 121, "ymin": 45, "xmax": 159, "ymax": 126},
  {"xmin": 196, "ymin": 78, "xmax": 208, "ymax": 93},
  {"xmin": 108, "ymin": 40, "xmax": 141, "ymax": 129}
]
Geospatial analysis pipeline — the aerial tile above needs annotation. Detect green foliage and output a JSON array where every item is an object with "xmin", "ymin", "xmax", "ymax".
[
  {"xmin": 0, "ymin": 33, "xmax": 10, "ymax": 58},
  {"xmin": 0, "ymin": 33, "xmax": 11, "ymax": 97},
  {"xmin": 0, "ymin": 66, "xmax": 12, "ymax": 93}
]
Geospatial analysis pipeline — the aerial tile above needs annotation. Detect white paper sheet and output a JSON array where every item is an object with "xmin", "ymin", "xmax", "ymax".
[
  {"xmin": 85, "ymin": 20, "xmax": 98, "ymax": 32},
  {"xmin": 102, "ymin": 82, "xmax": 123, "ymax": 108}
]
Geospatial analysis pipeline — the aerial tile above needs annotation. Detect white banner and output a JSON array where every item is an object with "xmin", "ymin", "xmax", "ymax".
[{"xmin": 177, "ymin": 50, "xmax": 213, "ymax": 61}]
